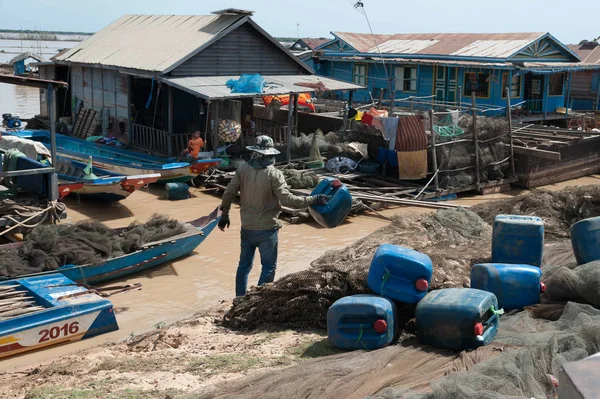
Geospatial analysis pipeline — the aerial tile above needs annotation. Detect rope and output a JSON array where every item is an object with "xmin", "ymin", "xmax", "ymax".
[{"xmin": 0, "ymin": 200, "xmax": 65, "ymax": 237}]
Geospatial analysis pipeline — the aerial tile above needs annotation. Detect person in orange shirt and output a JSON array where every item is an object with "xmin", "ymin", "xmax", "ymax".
[{"xmin": 178, "ymin": 130, "xmax": 204, "ymax": 161}]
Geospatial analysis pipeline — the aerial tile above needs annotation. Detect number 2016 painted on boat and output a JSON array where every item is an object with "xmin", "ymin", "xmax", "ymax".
[{"xmin": 38, "ymin": 322, "xmax": 80, "ymax": 343}]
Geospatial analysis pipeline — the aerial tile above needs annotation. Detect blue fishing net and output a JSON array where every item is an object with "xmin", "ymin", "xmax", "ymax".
[{"xmin": 226, "ymin": 74, "xmax": 266, "ymax": 94}]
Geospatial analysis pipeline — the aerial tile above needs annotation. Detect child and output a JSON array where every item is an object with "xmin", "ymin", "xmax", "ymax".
[{"xmin": 179, "ymin": 130, "xmax": 204, "ymax": 161}]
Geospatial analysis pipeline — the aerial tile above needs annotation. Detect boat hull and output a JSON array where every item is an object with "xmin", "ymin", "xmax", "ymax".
[
  {"xmin": 3, "ymin": 130, "xmax": 221, "ymax": 183},
  {"xmin": 0, "ymin": 275, "xmax": 118, "ymax": 359}
]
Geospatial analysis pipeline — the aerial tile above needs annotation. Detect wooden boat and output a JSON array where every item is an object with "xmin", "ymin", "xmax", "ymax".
[
  {"xmin": 4, "ymin": 130, "xmax": 222, "ymax": 184},
  {"xmin": 0, "ymin": 207, "xmax": 221, "ymax": 285},
  {"xmin": 55, "ymin": 156, "xmax": 161, "ymax": 202},
  {"xmin": 0, "ymin": 274, "xmax": 119, "ymax": 359}
]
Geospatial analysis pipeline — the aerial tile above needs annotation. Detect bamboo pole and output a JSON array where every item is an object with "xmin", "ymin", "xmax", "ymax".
[
  {"xmin": 506, "ymin": 87, "xmax": 516, "ymax": 178},
  {"xmin": 429, "ymin": 109, "xmax": 439, "ymax": 190},
  {"xmin": 472, "ymin": 92, "xmax": 481, "ymax": 189}
]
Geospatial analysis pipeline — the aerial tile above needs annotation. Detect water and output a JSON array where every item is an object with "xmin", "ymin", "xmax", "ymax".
[
  {"xmin": 0, "ymin": 38, "xmax": 81, "ymax": 64},
  {"xmin": 0, "ymin": 38, "xmax": 82, "ymax": 118},
  {"xmin": 0, "ymin": 83, "xmax": 41, "ymax": 118}
]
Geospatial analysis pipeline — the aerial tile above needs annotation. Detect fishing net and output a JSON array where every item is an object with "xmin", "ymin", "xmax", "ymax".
[
  {"xmin": 192, "ymin": 221, "xmax": 600, "ymax": 399},
  {"xmin": 431, "ymin": 114, "xmax": 510, "ymax": 189},
  {"xmin": 472, "ymin": 185, "xmax": 600, "ymax": 240},
  {"xmin": 281, "ymin": 169, "xmax": 320, "ymax": 189},
  {"xmin": 0, "ymin": 214, "xmax": 186, "ymax": 280}
]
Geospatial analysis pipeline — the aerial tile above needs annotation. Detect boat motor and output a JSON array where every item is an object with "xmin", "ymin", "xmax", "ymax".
[{"xmin": 2, "ymin": 113, "xmax": 22, "ymax": 129}]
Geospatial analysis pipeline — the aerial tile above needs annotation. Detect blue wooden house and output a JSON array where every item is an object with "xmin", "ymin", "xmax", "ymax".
[{"xmin": 311, "ymin": 32, "xmax": 600, "ymax": 119}]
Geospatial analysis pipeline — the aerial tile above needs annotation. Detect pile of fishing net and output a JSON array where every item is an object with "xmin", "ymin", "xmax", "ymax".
[
  {"xmin": 472, "ymin": 185, "xmax": 600, "ymax": 239},
  {"xmin": 280, "ymin": 129, "xmax": 385, "ymax": 162},
  {"xmin": 281, "ymin": 168, "xmax": 320, "ymax": 189},
  {"xmin": 0, "ymin": 214, "xmax": 186, "ymax": 279}
]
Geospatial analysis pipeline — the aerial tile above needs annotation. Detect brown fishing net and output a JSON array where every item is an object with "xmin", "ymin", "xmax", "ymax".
[{"xmin": 0, "ymin": 214, "xmax": 186, "ymax": 279}]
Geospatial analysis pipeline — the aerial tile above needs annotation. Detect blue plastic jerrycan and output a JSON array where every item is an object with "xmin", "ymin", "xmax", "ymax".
[
  {"xmin": 327, "ymin": 294, "xmax": 398, "ymax": 350},
  {"xmin": 470, "ymin": 263, "xmax": 544, "ymax": 310},
  {"xmin": 367, "ymin": 244, "xmax": 433, "ymax": 304},
  {"xmin": 492, "ymin": 215, "xmax": 544, "ymax": 267},
  {"xmin": 415, "ymin": 288, "xmax": 499, "ymax": 351},
  {"xmin": 571, "ymin": 216, "xmax": 600, "ymax": 265},
  {"xmin": 309, "ymin": 177, "xmax": 353, "ymax": 228}
]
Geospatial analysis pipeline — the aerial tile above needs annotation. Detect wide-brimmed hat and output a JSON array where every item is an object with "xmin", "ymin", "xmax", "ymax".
[{"xmin": 246, "ymin": 135, "xmax": 281, "ymax": 156}]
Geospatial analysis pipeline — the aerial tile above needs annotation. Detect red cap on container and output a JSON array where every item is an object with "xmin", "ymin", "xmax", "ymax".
[
  {"xmin": 540, "ymin": 282, "xmax": 547, "ymax": 293},
  {"xmin": 373, "ymin": 319, "xmax": 388, "ymax": 333},
  {"xmin": 415, "ymin": 278, "xmax": 429, "ymax": 292},
  {"xmin": 474, "ymin": 323, "xmax": 484, "ymax": 336},
  {"xmin": 332, "ymin": 179, "xmax": 342, "ymax": 188}
]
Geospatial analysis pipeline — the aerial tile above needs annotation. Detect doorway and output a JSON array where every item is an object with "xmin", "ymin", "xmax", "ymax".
[{"xmin": 524, "ymin": 74, "xmax": 544, "ymax": 112}]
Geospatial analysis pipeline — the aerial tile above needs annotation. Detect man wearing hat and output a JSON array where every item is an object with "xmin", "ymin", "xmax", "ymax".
[{"xmin": 219, "ymin": 135, "xmax": 328, "ymax": 297}]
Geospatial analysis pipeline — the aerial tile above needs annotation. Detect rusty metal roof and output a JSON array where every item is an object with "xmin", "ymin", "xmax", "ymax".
[
  {"xmin": 160, "ymin": 74, "xmax": 364, "ymax": 100},
  {"xmin": 332, "ymin": 32, "xmax": 546, "ymax": 58},
  {"xmin": 54, "ymin": 14, "xmax": 245, "ymax": 73},
  {"xmin": 300, "ymin": 38, "xmax": 330, "ymax": 50},
  {"xmin": 568, "ymin": 44, "xmax": 600, "ymax": 65}
]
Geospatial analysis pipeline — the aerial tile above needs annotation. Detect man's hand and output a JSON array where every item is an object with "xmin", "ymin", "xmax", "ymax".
[
  {"xmin": 218, "ymin": 214, "xmax": 231, "ymax": 231},
  {"xmin": 313, "ymin": 195, "xmax": 329, "ymax": 206}
]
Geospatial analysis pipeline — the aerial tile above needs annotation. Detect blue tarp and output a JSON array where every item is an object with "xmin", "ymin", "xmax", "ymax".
[{"xmin": 226, "ymin": 74, "xmax": 266, "ymax": 94}]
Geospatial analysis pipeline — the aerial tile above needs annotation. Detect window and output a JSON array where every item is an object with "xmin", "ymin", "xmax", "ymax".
[
  {"xmin": 353, "ymin": 64, "xmax": 368, "ymax": 85},
  {"xmin": 463, "ymin": 72, "xmax": 490, "ymax": 98},
  {"xmin": 395, "ymin": 66, "xmax": 417, "ymax": 92},
  {"xmin": 501, "ymin": 73, "xmax": 522, "ymax": 99},
  {"xmin": 549, "ymin": 73, "xmax": 565, "ymax": 96}
]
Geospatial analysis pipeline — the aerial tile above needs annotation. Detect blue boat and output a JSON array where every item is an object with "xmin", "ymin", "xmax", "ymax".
[
  {"xmin": 0, "ymin": 274, "xmax": 118, "ymax": 359},
  {"xmin": 55, "ymin": 156, "xmax": 161, "ymax": 202},
  {"xmin": 0, "ymin": 208, "xmax": 221, "ymax": 285},
  {"xmin": 3, "ymin": 130, "xmax": 222, "ymax": 184}
]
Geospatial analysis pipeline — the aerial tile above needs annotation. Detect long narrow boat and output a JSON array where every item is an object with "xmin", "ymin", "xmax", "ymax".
[
  {"xmin": 0, "ymin": 207, "xmax": 221, "ymax": 285},
  {"xmin": 55, "ymin": 157, "xmax": 161, "ymax": 202},
  {"xmin": 4, "ymin": 130, "xmax": 222, "ymax": 184},
  {"xmin": 0, "ymin": 274, "xmax": 119, "ymax": 359}
]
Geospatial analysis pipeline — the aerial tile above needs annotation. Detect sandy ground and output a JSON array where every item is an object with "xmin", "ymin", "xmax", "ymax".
[{"xmin": 0, "ymin": 302, "xmax": 341, "ymax": 399}]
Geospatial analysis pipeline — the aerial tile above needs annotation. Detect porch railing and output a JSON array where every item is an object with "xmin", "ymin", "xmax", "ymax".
[
  {"xmin": 129, "ymin": 123, "xmax": 170, "ymax": 156},
  {"xmin": 522, "ymin": 100, "xmax": 543, "ymax": 113}
]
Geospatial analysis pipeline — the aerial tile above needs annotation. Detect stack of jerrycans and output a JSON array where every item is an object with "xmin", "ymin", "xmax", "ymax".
[
  {"xmin": 471, "ymin": 215, "xmax": 546, "ymax": 311},
  {"xmin": 328, "ymin": 244, "xmax": 433, "ymax": 350}
]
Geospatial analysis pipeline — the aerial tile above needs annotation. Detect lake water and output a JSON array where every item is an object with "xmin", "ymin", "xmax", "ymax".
[
  {"xmin": 0, "ymin": 38, "xmax": 81, "ymax": 118},
  {"xmin": 0, "ymin": 38, "xmax": 80, "ymax": 63}
]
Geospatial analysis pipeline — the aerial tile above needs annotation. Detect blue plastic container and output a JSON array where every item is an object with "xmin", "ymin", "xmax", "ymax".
[
  {"xmin": 367, "ymin": 244, "xmax": 433, "ymax": 304},
  {"xmin": 309, "ymin": 177, "xmax": 353, "ymax": 228},
  {"xmin": 571, "ymin": 217, "xmax": 600, "ymax": 265},
  {"xmin": 165, "ymin": 182, "xmax": 190, "ymax": 200},
  {"xmin": 327, "ymin": 294, "xmax": 398, "ymax": 350},
  {"xmin": 492, "ymin": 215, "xmax": 544, "ymax": 267},
  {"xmin": 415, "ymin": 288, "xmax": 499, "ymax": 351},
  {"xmin": 470, "ymin": 263, "xmax": 544, "ymax": 310}
]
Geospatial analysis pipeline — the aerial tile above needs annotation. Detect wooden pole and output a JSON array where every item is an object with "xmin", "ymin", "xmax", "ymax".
[
  {"xmin": 213, "ymin": 101, "xmax": 219, "ymax": 158},
  {"xmin": 429, "ymin": 109, "xmax": 439, "ymax": 190},
  {"xmin": 48, "ymin": 83, "xmax": 57, "ymax": 168},
  {"xmin": 471, "ymin": 92, "xmax": 481, "ymax": 188},
  {"xmin": 286, "ymin": 93, "xmax": 294, "ymax": 163},
  {"xmin": 565, "ymin": 72, "xmax": 572, "ymax": 119},
  {"xmin": 595, "ymin": 77, "xmax": 600, "ymax": 111},
  {"xmin": 506, "ymin": 87, "xmax": 516, "ymax": 178},
  {"xmin": 167, "ymin": 85, "xmax": 174, "ymax": 156},
  {"xmin": 293, "ymin": 93, "xmax": 299, "ymax": 138}
]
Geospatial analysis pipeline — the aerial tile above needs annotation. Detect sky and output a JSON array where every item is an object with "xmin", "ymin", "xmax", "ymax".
[{"xmin": 1, "ymin": 0, "xmax": 598, "ymax": 45}]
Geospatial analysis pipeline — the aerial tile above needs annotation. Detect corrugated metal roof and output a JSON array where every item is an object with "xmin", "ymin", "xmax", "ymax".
[
  {"xmin": 160, "ymin": 75, "xmax": 364, "ymax": 100},
  {"xmin": 301, "ymin": 38, "xmax": 331, "ymax": 50},
  {"xmin": 319, "ymin": 55, "xmax": 515, "ymax": 69},
  {"xmin": 332, "ymin": 32, "xmax": 546, "ymax": 58},
  {"xmin": 568, "ymin": 44, "xmax": 600, "ymax": 65},
  {"xmin": 522, "ymin": 62, "xmax": 600, "ymax": 71},
  {"xmin": 54, "ymin": 14, "xmax": 244, "ymax": 72}
]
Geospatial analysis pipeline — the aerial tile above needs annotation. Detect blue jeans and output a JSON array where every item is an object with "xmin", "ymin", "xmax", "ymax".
[{"xmin": 236, "ymin": 228, "xmax": 279, "ymax": 297}]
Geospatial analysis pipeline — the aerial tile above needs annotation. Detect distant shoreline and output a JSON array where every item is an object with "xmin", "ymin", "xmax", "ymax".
[{"xmin": 0, "ymin": 30, "xmax": 92, "ymax": 42}]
